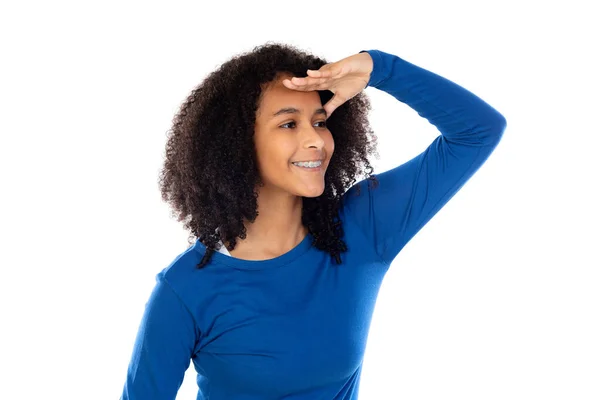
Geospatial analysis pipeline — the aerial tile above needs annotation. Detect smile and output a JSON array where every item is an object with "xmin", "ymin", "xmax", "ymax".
[{"xmin": 291, "ymin": 160, "xmax": 322, "ymax": 168}]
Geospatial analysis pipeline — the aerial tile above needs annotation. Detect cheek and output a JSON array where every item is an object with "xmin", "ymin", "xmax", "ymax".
[{"xmin": 259, "ymin": 137, "xmax": 295, "ymax": 171}]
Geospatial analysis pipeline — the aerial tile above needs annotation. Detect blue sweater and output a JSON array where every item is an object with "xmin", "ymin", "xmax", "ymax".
[{"xmin": 121, "ymin": 49, "xmax": 506, "ymax": 399}]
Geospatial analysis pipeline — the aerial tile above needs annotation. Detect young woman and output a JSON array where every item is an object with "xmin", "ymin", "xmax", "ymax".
[{"xmin": 121, "ymin": 43, "xmax": 506, "ymax": 399}]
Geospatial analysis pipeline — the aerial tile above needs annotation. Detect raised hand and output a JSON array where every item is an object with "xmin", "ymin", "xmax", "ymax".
[{"xmin": 282, "ymin": 51, "xmax": 373, "ymax": 118}]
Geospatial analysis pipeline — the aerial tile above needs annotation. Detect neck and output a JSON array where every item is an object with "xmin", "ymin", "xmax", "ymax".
[{"xmin": 227, "ymin": 186, "xmax": 307, "ymax": 258}]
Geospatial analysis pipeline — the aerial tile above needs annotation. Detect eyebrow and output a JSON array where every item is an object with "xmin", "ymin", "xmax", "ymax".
[{"xmin": 272, "ymin": 107, "xmax": 327, "ymax": 119}]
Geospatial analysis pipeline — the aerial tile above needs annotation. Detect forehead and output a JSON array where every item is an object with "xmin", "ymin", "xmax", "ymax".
[{"xmin": 258, "ymin": 75, "xmax": 322, "ymax": 112}]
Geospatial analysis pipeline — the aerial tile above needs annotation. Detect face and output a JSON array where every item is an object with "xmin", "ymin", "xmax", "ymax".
[{"xmin": 253, "ymin": 73, "xmax": 334, "ymax": 198}]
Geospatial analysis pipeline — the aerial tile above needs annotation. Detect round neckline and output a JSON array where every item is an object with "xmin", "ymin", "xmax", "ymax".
[{"xmin": 193, "ymin": 233, "xmax": 314, "ymax": 270}]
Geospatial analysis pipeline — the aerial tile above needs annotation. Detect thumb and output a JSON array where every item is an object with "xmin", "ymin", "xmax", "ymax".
[{"xmin": 323, "ymin": 93, "xmax": 348, "ymax": 118}]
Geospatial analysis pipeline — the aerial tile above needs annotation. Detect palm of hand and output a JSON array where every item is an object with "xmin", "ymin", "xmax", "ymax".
[{"xmin": 282, "ymin": 52, "xmax": 373, "ymax": 117}]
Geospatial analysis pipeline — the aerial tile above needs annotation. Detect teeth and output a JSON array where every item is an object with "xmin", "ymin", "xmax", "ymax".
[{"xmin": 293, "ymin": 160, "xmax": 322, "ymax": 168}]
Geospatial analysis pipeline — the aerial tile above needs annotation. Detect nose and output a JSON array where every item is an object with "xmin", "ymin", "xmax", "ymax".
[{"xmin": 300, "ymin": 123, "xmax": 325, "ymax": 149}]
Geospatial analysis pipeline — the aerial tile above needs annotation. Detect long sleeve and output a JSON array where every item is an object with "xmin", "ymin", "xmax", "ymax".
[
  {"xmin": 342, "ymin": 49, "xmax": 507, "ymax": 265},
  {"xmin": 121, "ymin": 272, "xmax": 198, "ymax": 400}
]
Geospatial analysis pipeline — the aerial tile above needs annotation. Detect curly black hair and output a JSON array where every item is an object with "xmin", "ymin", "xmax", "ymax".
[{"xmin": 158, "ymin": 42, "xmax": 379, "ymax": 269}]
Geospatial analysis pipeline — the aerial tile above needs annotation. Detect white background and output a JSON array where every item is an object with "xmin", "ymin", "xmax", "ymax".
[{"xmin": 1, "ymin": 1, "xmax": 598, "ymax": 399}]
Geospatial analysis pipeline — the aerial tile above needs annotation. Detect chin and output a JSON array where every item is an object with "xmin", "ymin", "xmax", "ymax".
[{"xmin": 297, "ymin": 186, "xmax": 325, "ymax": 198}]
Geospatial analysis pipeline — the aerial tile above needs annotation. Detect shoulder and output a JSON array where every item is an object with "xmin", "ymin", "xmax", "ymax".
[{"xmin": 154, "ymin": 241, "xmax": 209, "ymax": 302}]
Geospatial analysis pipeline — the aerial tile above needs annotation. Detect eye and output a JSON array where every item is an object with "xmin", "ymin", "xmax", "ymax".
[
  {"xmin": 280, "ymin": 121, "xmax": 296, "ymax": 129},
  {"xmin": 280, "ymin": 121, "xmax": 327, "ymax": 129}
]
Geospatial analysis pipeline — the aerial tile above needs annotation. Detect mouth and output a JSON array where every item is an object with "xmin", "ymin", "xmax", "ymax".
[{"xmin": 291, "ymin": 160, "xmax": 323, "ymax": 169}]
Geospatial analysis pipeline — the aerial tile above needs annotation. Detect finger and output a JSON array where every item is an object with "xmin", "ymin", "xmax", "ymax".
[
  {"xmin": 282, "ymin": 79, "xmax": 307, "ymax": 90},
  {"xmin": 283, "ymin": 77, "xmax": 330, "ymax": 91},
  {"xmin": 308, "ymin": 63, "xmax": 340, "ymax": 78},
  {"xmin": 291, "ymin": 76, "xmax": 330, "ymax": 86},
  {"xmin": 307, "ymin": 69, "xmax": 334, "ymax": 78},
  {"xmin": 282, "ymin": 78, "xmax": 295, "ymax": 88},
  {"xmin": 323, "ymin": 93, "xmax": 349, "ymax": 118}
]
